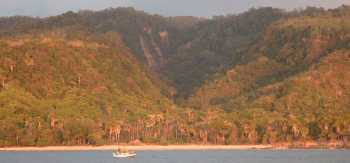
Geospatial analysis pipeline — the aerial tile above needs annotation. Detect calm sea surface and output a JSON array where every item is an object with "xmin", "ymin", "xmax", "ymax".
[{"xmin": 0, "ymin": 150, "xmax": 349, "ymax": 163}]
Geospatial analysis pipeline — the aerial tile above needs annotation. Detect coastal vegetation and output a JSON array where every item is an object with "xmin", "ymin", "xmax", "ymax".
[{"xmin": 0, "ymin": 6, "xmax": 349, "ymax": 147}]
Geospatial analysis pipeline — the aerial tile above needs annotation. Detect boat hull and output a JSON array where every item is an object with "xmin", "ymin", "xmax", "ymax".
[{"xmin": 112, "ymin": 152, "xmax": 136, "ymax": 158}]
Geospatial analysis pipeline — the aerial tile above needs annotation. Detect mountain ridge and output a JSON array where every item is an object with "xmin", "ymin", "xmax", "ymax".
[{"xmin": 0, "ymin": 6, "xmax": 349, "ymax": 147}]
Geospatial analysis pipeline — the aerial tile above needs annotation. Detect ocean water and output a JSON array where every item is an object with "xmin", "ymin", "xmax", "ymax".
[{"xmin": 0, "ymin": 150, "xmax": 349, "ymax": 163}]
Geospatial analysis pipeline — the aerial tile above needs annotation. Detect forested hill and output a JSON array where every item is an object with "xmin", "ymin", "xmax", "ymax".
[
  {"xmin": 0, "ymin": 6, "xmax": 349, "ymax": 147},
  {"xmin": 0, "ymin": 31, "xmax": 177, "ymax": 145},
  {"xmin": 0, "ymin": 7, "xmax": 285, "ymax": 97},
  {"xmin": 187, "ymin": 9, "xmax": 350, "ymax": 144}
]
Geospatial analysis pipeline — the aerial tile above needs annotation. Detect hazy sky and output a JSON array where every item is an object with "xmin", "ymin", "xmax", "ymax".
[{"xmin": 0, "ymin": 0, "xmax": 349, "ymax": 17}]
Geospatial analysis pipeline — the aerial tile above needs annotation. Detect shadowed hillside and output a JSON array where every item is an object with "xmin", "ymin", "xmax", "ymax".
[
  {"xmin": 0, "ymin": 6, "xmax": 349, "ymax": 147},
  {"xmin": 187, "ymin": 7, "xmax": 350, "ymax": 144}
]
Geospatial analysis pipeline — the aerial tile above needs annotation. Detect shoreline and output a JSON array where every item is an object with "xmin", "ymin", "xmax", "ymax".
[
  {"xmin": 0, "ymin": 145, "xmax": 273, "ymax": 151},
  {"xmin": 0, "ymin": 144, "xmax": 346, "ymax": 151}
]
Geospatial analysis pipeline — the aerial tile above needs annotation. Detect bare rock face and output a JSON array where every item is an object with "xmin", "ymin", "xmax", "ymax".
[
  {"xmin": 150, "ymin": 36, "xmax": 165, "ymax": 67},
  {"xmin": 139, "ymin": 32, "xmax": 166, "ymax": 71},
  {"xmin": 139, "ymin": 35, "xmax": 156, "ymax": 69}
]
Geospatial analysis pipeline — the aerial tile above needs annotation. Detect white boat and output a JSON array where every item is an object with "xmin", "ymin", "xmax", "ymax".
[{"xmin": 112, "ymin": 149, "xmax": 136, "ymax": 158}]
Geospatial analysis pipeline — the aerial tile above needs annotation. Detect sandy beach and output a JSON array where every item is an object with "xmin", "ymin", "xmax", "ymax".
[{"xmin": 0, "ymin": 145, "xmax": 275, "ymax": 151}]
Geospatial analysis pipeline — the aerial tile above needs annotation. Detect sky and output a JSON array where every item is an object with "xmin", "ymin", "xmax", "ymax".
[{"xmin": 0, "ymin": 0, "xmax": 349, "ymax": 17}]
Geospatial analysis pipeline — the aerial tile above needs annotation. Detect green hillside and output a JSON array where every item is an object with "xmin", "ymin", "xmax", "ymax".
[
  {"xmin": 187, "ymin": 8, "xmax": 350, "ymax": 144},
  {"xmin": 0, "ymin": 6, "xmax": 349, "ymax": 147},
  {"xmin": 163, "ymin": 8, "xmax": 285, "ymax": 97},
  {"xmin": 0, "ymin": 31, "xmax": 175, "ymax": 146}
]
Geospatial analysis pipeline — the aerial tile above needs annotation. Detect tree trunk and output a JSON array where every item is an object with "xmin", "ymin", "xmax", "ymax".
[{"xmin": 1, "ymin": 79, "xmax": 4, "ymax": 89}]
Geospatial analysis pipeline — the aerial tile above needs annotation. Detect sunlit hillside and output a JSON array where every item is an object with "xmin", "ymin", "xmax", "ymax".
[{"xmin": 0, "ymin": 6, "xmax": 349, "ymax": 147}]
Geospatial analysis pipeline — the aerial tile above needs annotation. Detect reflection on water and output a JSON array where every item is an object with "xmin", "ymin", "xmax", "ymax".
[{"xmin": 0, "ymin": 150, "xmax": 349, "ymax": 163}]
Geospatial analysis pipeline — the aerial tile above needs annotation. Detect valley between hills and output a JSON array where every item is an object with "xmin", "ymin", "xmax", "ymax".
[{"xmin": 0, "ymin": 6, "xmax": 349, "ymax": 148}]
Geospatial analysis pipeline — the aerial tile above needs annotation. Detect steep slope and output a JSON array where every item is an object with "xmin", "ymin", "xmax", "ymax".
[
  {"xmin": 0, "ymin": 8, "xmax": 285, "ymax": 97},
  {"xmin": 0, "ymin": 8, "xmax": 198, "ymax": 71},
  {"xmin": 162, "ymin": 8, "xmax": 285, "ymax": 97},
  {"xmin": 186, "ymin": 9, "xmax": 350, "ymax": 144},
  {"xmin": 0, "ymin": 6, "xmax": 349, "ymax": 147},
  {"xmin": 0, "ymin": 31, "xmax": 175, "ymax": 146}
]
